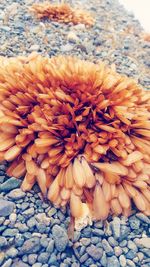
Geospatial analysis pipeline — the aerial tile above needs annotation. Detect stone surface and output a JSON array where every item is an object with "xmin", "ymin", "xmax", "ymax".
[
  {"xmin": 0, "ymin": 199, "xmax": 15, "ymax": 216},
  {"xmin": 7, "ymin": 188, "xmax": 25, "ymax": 200},
  {"xmin": 0, "ymin": 178, "xmax": 21, "ymax": 192},
  {"xmin": 52, "ymin": 225, "xmax": 69, "ymax": 252},
  {"xmin": 86, "ymin": 245, "xmax": 103, "ymax": 260},
  {"xmin": 19, "ymin": 237, "xmax": 41, "ymax": 255}
]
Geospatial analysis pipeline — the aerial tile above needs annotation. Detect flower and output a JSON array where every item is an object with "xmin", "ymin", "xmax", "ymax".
[
  {"xmin": 0, "ymin": 53, "xmax": 149, "ymax": 221},
  {"xmin": 30, "ymin": 2, "xmax": 95, "ymax": 27}
]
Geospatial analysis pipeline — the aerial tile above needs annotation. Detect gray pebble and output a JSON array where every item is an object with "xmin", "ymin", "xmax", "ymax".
[
  {"xmin": 29, "ymin": 44, "xmax": 40, "ymax": 51},
  {"xmin": 48, "ymin": 252, "xmax": 57, "ymax": 265},
  {"xmin": 12, "ymin": 261, "xmax": 30, "ymax": 267},
  {"xmin": 136, "ymin": 213, "xmax": 150, "ymax": 224},
  {"xmin": 52, "ymin": 225, "xmax": 69, "ymax": 252},
  {"xmin": 2, "ymin": 228, "xmax": 18, "ymax": 237},
  {"xmin": 28, "ymin": 254, "xmax": 38, "ymax": 265},
  {"xmin": 126, "ymin": 249, "xmax": 137, "ymax": 259},
  {"xmin": 21, "ymin": 203, "xmax": 30, "ymax": 211},
  {"xmin": 127, "ymin": 240, "xmax": 137, "ymax": 251},
  {"xmin": 80, "ymin": 253, "xmax": 89, "ymax": 263},
  {"xmin": 86, "ymin": 244, "xmax": 103, "ymax": 260},
  {"xmin": 46, "ymin": 239, "xmax": 54, "ymax": 253},
  {"xmin": 1, "ymin": 259, "xmax": 12, "ymax": 267},
  {"xmin": 108, "ymin": 236, "xmax": 118, "ymax": 247},
  {"xmin": 7, "ymin": 188, "xmax": 25, "ymax": 200},
  {"xmin": 126, "ymin": 259, "xmax": 136, "ymax": 267},
  {"xmin": 100, "ymin": 251, "xmax": 107, "ymax": 267},
  {"xmin": 0, "ymin": 252, "xmax": 5, "ymax": 265},
  {"xmin": 114, "ymin": 246, "xmax": 122, "ymax": 257},
  {"xmin": 80, "ymin": 238, "xmax": 91, "ymax": 246},
  {"xmin": 111, "ymin": 217, "xmax": 121, "ymax": 239},
  {"xmin": 27, "ymin": 217, "xmax": 36, "ymax": 228},
  {"xmin": 38, "ymin": 252, "xmax": 49, "ymax": 264},
  {"xmin": 22, "ymin": 208, "xmax": 34, "ymax": 218},
  {"xmin": 0, "ymin": 217, "xmax": 5, "ymax": 225},
  {"xmin": 107, "ymin": 256, "xmax": 120, "ymax": 267},
  {"xmin": 119, "ymin": 255, "xmax": 127, "ymax": 267},
  {"xmin": 6, "ymin": 247, "xmax": 18, "ymax": 258},
  {"xmin": 129, "ymin": 216, "xmax": 140, "ymax": 230},
  {"xmin": 32, "ymin": 264, "xmax": 42, "ymax": 267},
  {"xmin": 92, "ymin": 228, "xmax": 104, "ymax": 236},
  {"xmin": 19, "ymin": 237, "xmax": 41, "ymax": 255},
  {"xmin": 0, "ymin": 236, "xmax": 7, "ymax": 247},
  {"xmin": 1, "ymin": 178, "xmax": 21, "ymax": 193},
  {"xmin": 0, "ymin": 199, "xmax": 15, "ymax": 217},
  {"xmin": 102, "ymin": 239, "xmax": 114, "ymax": 256},
  {"xmin": 135, "ymin": 237, "xmax": 150, "ymax": 249}
]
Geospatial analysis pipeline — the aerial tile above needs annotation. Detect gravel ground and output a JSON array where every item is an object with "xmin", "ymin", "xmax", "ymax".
[{"xmin": 0, "ymin": 0, "xmax": 150, "ymax": 266}]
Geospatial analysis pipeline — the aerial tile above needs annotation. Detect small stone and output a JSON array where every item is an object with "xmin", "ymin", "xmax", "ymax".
[
  {"xmin": 114, "ymin": 246, "xmax": 122, "ymax": 257},
  {"xmin": 111, "ymin": 217, "xmax": 121, "ymax": 239},
  {"xmin": 126, "ymin": 259, "xmax": 136, "ymax": 267},
  {"xmin": 38, "ymin": 252, "xmax": 49, "ymax": 264},
  {"xmin": 15, "ymin": 223, "xmax": 28, "ymax": 233},
  {"xmin": 102, "ymin": 239, "xmax": 114, "ymax": 256},
  {"xmin": 7, "ymin": 188, "xmax": 25, "ymax": 200},
  {"xmin": 127, "ymin": 240, "xmax": 137, "ymax": 251},
  {"xmin": 136, "ymin": 213, "xmax": 150, "ymax": 224},
  {"xmin": 107, "ymin": 256, "xmax": 120, "ymax": 267},
  {"xmin": 6, "ymin": 247, "xmax": 18, "ymax": 258},
  {"xmin": 119, "ymin": 225, "xmax": 130, "ymax": 241},
  {"xmin": 100, "ymin": 251, "xmax": 107, "ymax": 267},
  {"xmin": 119, "ymin": 255, "xmax": 127, "ymax": 267},
  {"xmin": 79, "ymin": 253, "xmax": 88, "ymax": 263},
  {"xmin": 108, "ymin": 237, "xmax": 118, "ymax": 247},
  {"xmin": 136, "ymin": 237, "xmax": 150, "ymax": 249},
  {"xmin": 0, "ymin": 199, "xmax": 15, "ymax": 216},
  {"xmin": 80, "ymin": 238, "xmax": 91, "ymax": 246},
  {"xmin": 0, "ymin": 26, "xmax": 11, "ymax": 32},
  {"xmin": 126, "ymin": 250, "xmax": 137, "ymax": 259},
  {"xmin": 52, "ymin": 225, "xmax": 69, "ymax": 252},
  {"xmin": 0, "ymin": 237, "xmax": 7, "ymax": 248},
  {"xmin": 46, "ymin": 239, "xmax": 54, "ymax": 253},
  {"xmin": 129, "ymin": 216, "xmax": 140, "ymax": 230},
  {"xmin": 15, "ymin": 233, "xmax": 24, "ymax": 247},
  {"xmin": 32, "ymin": 264, "xmax": 42, "ymax": 267},
  {"xmin": 29, "ymin": 44, "xmax": 40, "ymax": 51},
  {"xmin": 137, "ymin": 252, "xmax": 144, "ymax": 261},
  {"xmin": 61, "ymin": 44, "xmax": 73, "ymax": 52},
  {"xmin": 86, "ymin": 244, "xmax": 103, "ymax": 260},
  {"xmin": 92, "ymin": 228, "xmax": 104, "ymax": 236},
  {"xmin": 21, "ymin": 203, "xmax": 30, "ymax": 211},
  {"xmin": 22, "ymin": 207, "xmax": 35, "ymax": 218},
  {"xmin": 1, "ymin": 259, "xmax": 12, "ymax": 267},
  {"xmin": 12, "ymin": 261, "xmax": 30, "ymax": 267},
  {"xmin": 0, "ymin": 252, "xmax": 5, "ymax": 265},
  {"xmin": 91, "ymin": 236, "xmax": 99, "ymax": 245},
  {"xmin": 27, "ymin": 217, "xmax": 36, "ymax": 228},
  {"xmin": 19, "ymin": 237, "xmax": 41, "ymax": 255},
  {"xmin": 0, "ymin": 217, "xmax": 5, "ymax": 225},
  {"xmin": 0, "ymin": 178, "xmax": 22, "ymax": 192},
  {"xmin": 0, "ymin": 176, "xmax": 5, "ymax": 183},
  {"xmin": 2, "ymin": 228, "xmax": 18, "ymax": 237},
  {"xmin": 28, "ymin": 254, "xmax": 37, "ymax": 265},
  {"xmin": 9, "ymin": 213, "xmax": 17, "ymax": 224},
  {"xmin": 48, "ymin": 252, "xmax": 57, "ymax": 264},
  {"xmin": 120, "ymin": 240, "xmax": 127, "ymax": 247},
  {"xmin": 67, "ymin": 32, "xmax": 79, "ymax": 43},
  {"xmin": 47, "ymin": 207, "xmax": 57, "ymax": 217}
]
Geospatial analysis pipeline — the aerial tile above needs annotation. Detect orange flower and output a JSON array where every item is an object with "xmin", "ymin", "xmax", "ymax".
[
  {"xmin": 30, "ymin": 2, "xmax": 95, "ymax": 27},
  {"xmin": 0, "ymin": 53, "xmax": 150, "ymax": 222}
]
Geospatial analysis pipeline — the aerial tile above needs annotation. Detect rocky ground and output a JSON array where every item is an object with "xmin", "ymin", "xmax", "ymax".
[{"xmin": 0, "ymin": 0, "xmax": 150, "ymax": 266}]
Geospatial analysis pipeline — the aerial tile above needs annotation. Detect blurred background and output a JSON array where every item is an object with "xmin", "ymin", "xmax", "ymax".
[{"xmin": 119, "ymin": 0, "xmax": 150, "ymax": 32}]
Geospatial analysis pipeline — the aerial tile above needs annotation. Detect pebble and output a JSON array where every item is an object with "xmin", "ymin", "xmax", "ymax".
[
  {"xmin": 29, "ymin": 44, "xmax": 40, "ymax": 51},
  {"xmin": 28, "ymin": 254, "xmax": 38, "ymax": 265},
  {"xmin": 6, "ymin": 247, "xmax": 18, "ymax": 258},
  {"xmin": 46, "ymin": 239, "xmax": 54, "ymax": 253},
  {"xmin": 7, "ymin": 188, "xmax": 25, "ymax": 200},
  {"xmin": 19, "ymin": 237, "xmax": 41, "ymax": 254},
  {"xmin": 92, "ymin": 228, "xmax": 104, "ymax": 236},
  {"xmin": 61, "ymin": 44, "xmax": 74, "ymax": 52},
  {"xmin": 0, "ymin": 252, "xmax": 5, "ymax": 265},
  {"xmin": 136, "ymin": 237, "xmax": 150, "ymax": 249},
  {"xmin": 86, "ymin": 245, "xmax": 103, "ymax": 260},
  {"xmin": 67, "ymin": 31, "xmax": 79, "ymax": 43},
  {"xmin": 127, "ymin": 240, "xmax": 137, "ymax": 251},
  {"xmin": 136, "ymin": 213, "xmax": 150, "ymax": 224},
  {"xmin": 107, "ymin": 256, "xmax": 120, "ymax": 267},
  {"xmin": 2, "ymin": 228, "xmax": 18, "ymax": 237},
  {"xmin": 114, "ymin": 246, "xmax": 122, "ymax": 257},
  {"xmin": 32, "ymin": 263, "xmax": 42, "ymax": 267},
  {"xmin": 126, "ymin": 250, "xmax": 137, "ymax": 259},
  {"xmin": 52, "ymin": 225, "xmax": 69, "ymax": 252},
  {"xmin": 1, "ymin": 259, "xmax": 12, "ymax": 267},
  {"xmin": 102, "ymin": 239, "xmax": 114, "ymax": 256},
  {"xmin": 22, "ymin": 208, "xmax": 35, "ymax": 218},
  {"xmin": 126, "ymin": 259, "xmax": 136, "ymax": 267},
  {"xmin": 9, "ymin": 213, "xmax": 17, "ymax": 224},
  {"xmin": 100, "ymin": 251, "xmax": 107, "ymax": 267},
  {"xmin": 0, "ymin": 199, "xmax": 15, "ymax": 216},
  {"xmin": 0, "ymin": 236, "xmax": 7, "ymax": 247},
  {"xmin": 129, "ymin": 216, "xmax": 140, "ymax": 230},
  {"xmin": 27, "ymin": 217, "xmax": 37, "ymax": 228},
  {"xmin": 38, "ymin": 252, "xmax": 49, "ymax": 264},
  {"xmin": 80, "ymin": 237, "xmax": 91, "ymax": 246},
  {"xmin": 12, "ymin": 261, "xmax": 30, "ymax": 267},
  {"xmin": 48, "ymin": 252, "xmax": 57, "ymax": 265},
  {"xmin": 119, "ymin": 255, "xmax": 127, "ymax": 267},
  {"xmin": 0, "ymin": 178, "xmax": 21, "ymax": 192},
  {"xmin": 79, "ymin": 253, "xmax": 89, "ymax": 263},
  {"xmin": 111, "ymin": 217, "xmax": 121, "ymax": 239},
  {"xmin": 108, "ymin": 237, "xmax": 118, "ymax": 247}
]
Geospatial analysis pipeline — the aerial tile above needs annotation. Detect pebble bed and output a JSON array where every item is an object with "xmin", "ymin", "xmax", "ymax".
[{"xmin": 0, "ymin": 0, "xmax": 150, "ymax": 266}]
